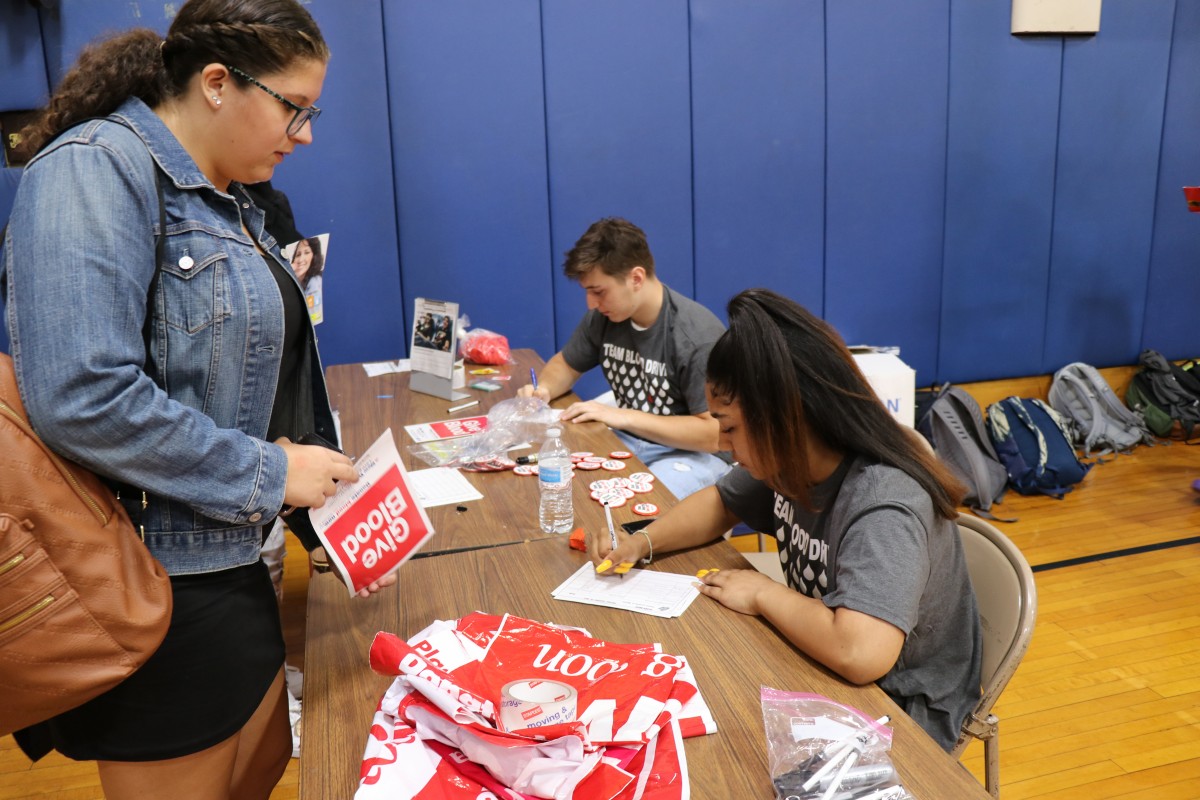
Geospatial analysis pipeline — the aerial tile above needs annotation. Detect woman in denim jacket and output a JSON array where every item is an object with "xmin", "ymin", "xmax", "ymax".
[{"xmin": 1, "ymin": 1, "xmax": 394, "ymax": 796}]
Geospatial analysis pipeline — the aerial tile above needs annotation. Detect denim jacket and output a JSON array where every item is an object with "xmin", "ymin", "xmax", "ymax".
[{"xmin": 1, "ymin": 98, "xmax": 335, "ymax": 575}]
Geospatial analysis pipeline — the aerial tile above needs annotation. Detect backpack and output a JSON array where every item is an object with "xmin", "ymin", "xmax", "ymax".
[
  {"xmin": 916, "ymin": 384, "xmax": 1012, "ymax": 520},
  {"xmin": 1124, "ymin": 378, "xmax": 1175, "ymax": 438},
  {"xmin": 1047, "ymin": 362, "xmax": 1154, "ymax": 457},
  {"xmin": 1124, "ymin": 349, "xmax": 1200, "ymax": 440},
  {"xmin": 986, "ymin": 396, "xmax": 1091, "ymax": 498}
]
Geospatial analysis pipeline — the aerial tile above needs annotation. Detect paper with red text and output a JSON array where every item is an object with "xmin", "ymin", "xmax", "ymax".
[
  {"xmin": 404, "ymin": 415, "xmax": 489, "ymax": 443},
  {"xmin": 308, "ymin": 428, "xmax": 435, "ymax": 594}
]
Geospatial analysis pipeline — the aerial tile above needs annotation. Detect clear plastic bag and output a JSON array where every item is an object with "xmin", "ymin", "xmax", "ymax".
[
  {"xmin": 761, "ymin": 688, "xmax": 913, "ymax": 800},
  {"xmin": 408, "ymin": 397, "xmax": 561, "ymax": 469}
]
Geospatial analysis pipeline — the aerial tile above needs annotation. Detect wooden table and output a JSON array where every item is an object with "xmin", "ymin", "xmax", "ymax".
[
  {"xmin": 302, "ymin": 355, "xmax": 989, "ymax": 799},
  {"xmin": 324, "ymin": 351, "xmax": 677, "ymax": 555}
]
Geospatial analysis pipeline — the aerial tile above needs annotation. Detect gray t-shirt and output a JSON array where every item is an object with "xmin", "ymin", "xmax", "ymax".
[
  {"xmin": 561, "ymin": 284, "xmax": 725, "ymax": 417},
  {"xmin": 717, "ymin": 458, "xmax": 982, "ymax": 751}
]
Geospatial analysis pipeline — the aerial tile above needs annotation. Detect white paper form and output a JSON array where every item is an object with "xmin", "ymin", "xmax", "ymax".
[
  {"xmin": 407, "ymin": 467, "xmax": 483, "ymax": 508},
  {"xmin": 363, "ymin": 359, "xmax": 411, "ymax": 377},
  {"xmin": 552, "ymin": 563, "xmax": 701, "ymax": 618}
]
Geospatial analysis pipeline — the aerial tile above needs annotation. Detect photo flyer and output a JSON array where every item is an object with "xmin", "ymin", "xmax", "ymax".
[{"xmin": 411, "ymin": 297, "xmax": 458, "ymax": 378}]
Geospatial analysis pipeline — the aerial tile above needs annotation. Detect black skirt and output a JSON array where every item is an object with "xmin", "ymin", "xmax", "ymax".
[{"xmin": 16, "ymin": 559, "xmax": 285, "ymax": 762}]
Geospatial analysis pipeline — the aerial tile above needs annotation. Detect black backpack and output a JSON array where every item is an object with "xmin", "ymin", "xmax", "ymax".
[{"xmin": 1125, "ymin": 350, "xmax": 1200, "ymax": 440}]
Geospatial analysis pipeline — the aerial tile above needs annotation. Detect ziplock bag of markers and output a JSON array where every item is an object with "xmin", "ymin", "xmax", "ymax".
[{"xmin": 761, "ymin": 688, "xmax": 914, "ymax": 800}]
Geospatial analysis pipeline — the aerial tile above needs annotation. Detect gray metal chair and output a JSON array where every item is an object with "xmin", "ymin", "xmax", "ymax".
[{"xmin": 951, "ymin": 513, "xmax": 1038, "ymax": 798}]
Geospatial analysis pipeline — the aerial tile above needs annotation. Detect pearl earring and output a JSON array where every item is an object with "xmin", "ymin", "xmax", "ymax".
[{"xmin": 212, "ymin": 96, "xmax": 221, "ymax": 106}]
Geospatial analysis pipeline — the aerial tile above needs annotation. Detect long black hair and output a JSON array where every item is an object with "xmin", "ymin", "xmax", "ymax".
[{"xmin": 707, "ymin": 288, "xmax": 965, "ymax": 518}]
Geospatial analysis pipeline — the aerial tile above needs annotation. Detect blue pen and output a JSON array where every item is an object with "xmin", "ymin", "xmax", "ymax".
[{"xmin": 529, "ymin": 368, "xmax": 538, "ymax": 389}]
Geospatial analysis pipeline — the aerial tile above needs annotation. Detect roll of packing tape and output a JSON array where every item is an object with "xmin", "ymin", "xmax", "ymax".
[{"xmin": 498, "ymin": 679, "xmax": 578, "ymax": 732}]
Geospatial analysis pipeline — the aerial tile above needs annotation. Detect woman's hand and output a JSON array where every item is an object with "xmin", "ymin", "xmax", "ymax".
[
  {"xmin": 353, "ymin": 571, "xmax": 398, "ymax": 599},
  {"xmin": 693, "ymin": 567, "xmax": 778, "ymax": 616},
  {"xmin": 590, "ymin": 524, "xmax": 649, "ymax": 576},
  {"xmin": 311, "ymin": 546, "xmax": 398, "ymax": 598},
  {"xmin": 276, "ymin": 437, "xmax": 358, "ymax": 509}
]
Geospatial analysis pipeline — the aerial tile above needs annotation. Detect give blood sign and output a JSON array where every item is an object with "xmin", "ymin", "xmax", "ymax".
[
  {"xmin": 309, "ymin": 428, "xmax": 435, "ymax": 594},
  {"xmin": 404, "ymin": 415, "xmax": 488, "ymax": 444}
]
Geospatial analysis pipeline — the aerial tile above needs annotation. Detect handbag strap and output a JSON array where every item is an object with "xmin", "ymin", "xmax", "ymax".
[{"xmin": 144, "ymin": 170, "xmax": 165, "ymax": 383}]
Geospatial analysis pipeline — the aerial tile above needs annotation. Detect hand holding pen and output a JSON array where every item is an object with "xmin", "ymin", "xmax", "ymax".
[
  {"xmin": 594, "ymin": 502, "xmax": 634, "ymax": 578},
  {"xmin": 517, "ymin": 367, "xmax": 551, "ymax": 402}
]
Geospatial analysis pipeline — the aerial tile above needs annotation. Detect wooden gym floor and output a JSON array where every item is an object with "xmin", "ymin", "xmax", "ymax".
[{"xmin": 3, "ymin": 369, "xmax": 1199, "ymax": 798}]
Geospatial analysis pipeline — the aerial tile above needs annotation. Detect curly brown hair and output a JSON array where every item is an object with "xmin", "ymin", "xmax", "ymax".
[{"xmin": 17, "ymin": 0, "xmax": 328, "ymax": 159}]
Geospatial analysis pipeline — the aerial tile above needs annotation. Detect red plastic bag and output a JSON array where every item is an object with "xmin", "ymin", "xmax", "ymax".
[{"xmin": 459, "ymin": 328, "xmax": 511, "ymax": 365}]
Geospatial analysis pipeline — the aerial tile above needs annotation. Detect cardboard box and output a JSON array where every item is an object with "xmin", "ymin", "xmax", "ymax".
[{"xmin": 853, "ymin": 352, "xmax": 916, "ymax": 428}]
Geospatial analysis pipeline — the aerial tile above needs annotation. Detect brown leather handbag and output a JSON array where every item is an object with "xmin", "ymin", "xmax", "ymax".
[{"xmin": 0, "ymin": 353, "xmax": 173, "ymax": 736}]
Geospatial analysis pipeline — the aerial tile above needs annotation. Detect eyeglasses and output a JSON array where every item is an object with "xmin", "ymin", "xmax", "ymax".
[{"xmin": 226, "ymin": 65, "xmax": 321, "ymax": 137}]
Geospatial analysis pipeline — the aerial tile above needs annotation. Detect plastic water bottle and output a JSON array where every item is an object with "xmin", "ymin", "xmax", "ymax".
[{"xmin": 538, "ymin": 427, "xmax": 573, "ymax": 534}]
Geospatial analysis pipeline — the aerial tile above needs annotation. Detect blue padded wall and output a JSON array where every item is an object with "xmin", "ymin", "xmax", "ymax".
[
  {"xmin": 939, "ymin": 2, "xmax": 1062, "ymax": 383},
  {"xmin": 0, "ymin": 172, "xmax": 18, "ymax": 224},
  {"xmin": 690, "ymin": 0, "xmax": 825, "ymax": 319},
  {"xmin": 24, "ymin": 0, "xmax": 405, "ymax": 368},
  {"xmin": 38, "ymin": 1, "xmax": 174, "ymax": 85},
  {"xmin": 824, "ymin": 0, "xmax": 950, "ymax": 383},
  {"xmin": 273, "ymin": 1, "xmax": 405, "ymax": 365},
  {"xmin": 0, "ymin": 2, "xmax": 50, "ymax": 109},
  {"xmin": 382, "ymin": 0, "xmax": 553, "ymax": 363},
  {"xmin": 542, "ymin": 0, "xmax": 693, "ymax": 401},
  {"xmin": 0, "ymin": 2, "xmax": 51, "ymax": 354},
  {"xmin": 1044, "ymin": 0, "xmax": 1175, "ymax": 371},
  {"xmin": 1144, "ymin": 1, "xmax": 1200, "ymax": 359},
  {"xmin": 7, "ymin": 2, "xmax": 1200, "ymax": 383}
]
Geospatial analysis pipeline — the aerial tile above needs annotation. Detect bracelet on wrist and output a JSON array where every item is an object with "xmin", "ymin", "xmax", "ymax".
[{"xmin": 636, "ymin": 529, "xmax": 653, "ymax": 565}]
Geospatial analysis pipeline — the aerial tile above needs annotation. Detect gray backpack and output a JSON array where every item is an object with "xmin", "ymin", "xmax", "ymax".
[
  {"xmin": 917, "ymin": 384, "xmax": 1012, "ymax": 520},
  {"xmin": 1047, "ymin": 362, "xmax": 1154, "ymax": 457}
]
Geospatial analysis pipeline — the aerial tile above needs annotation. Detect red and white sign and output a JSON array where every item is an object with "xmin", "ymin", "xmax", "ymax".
[
  {"xmin": 308, "ymin": 429, "xmax": 435, "ymax": 594},
  {"xmin": 404, "ymin": 415, "xmax": 489, "ymax": 444},
  {"xmin": 356, "ymin": 613, "xmax": 715, "ymax": 800}
]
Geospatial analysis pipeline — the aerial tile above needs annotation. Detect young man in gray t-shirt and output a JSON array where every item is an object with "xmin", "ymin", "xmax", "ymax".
[{"xmin": 519, "ymin": 218, "xmax": 730, "ymax": 498}]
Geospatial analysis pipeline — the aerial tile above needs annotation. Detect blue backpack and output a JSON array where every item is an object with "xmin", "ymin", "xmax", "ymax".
[{"xmin": 986, "ymin": 396, "xmax": 1092, "ymax": 498}]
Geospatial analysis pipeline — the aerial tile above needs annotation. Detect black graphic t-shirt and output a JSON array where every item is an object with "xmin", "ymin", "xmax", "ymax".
[
  {"xmin": 561, "ymin": 284, "xmax": 725, "ymax": 417},
  {"xmin": 715, "ymin": 458, "xmax": 983, "ymax": 752}
]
